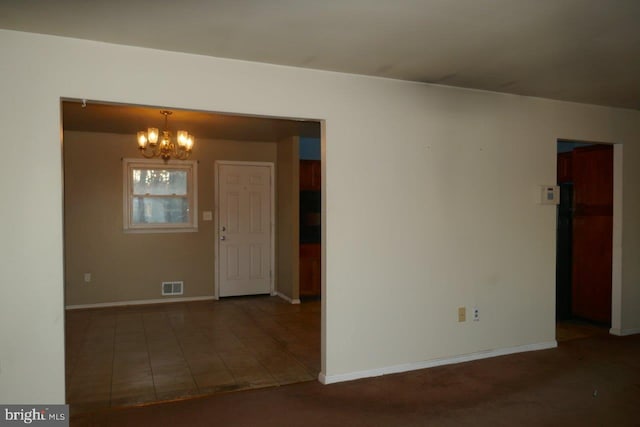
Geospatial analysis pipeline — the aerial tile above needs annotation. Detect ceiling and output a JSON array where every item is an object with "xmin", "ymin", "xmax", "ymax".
[
  {"xmin": 3, "ymin": 0, "xmax": 640, "ymax": 110},
  {"xmin": 62, "ymin": 101, "xmax": 321, "ymax": 142}
]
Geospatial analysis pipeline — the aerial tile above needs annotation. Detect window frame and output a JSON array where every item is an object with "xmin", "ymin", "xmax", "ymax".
[{"xmin": 122, "ymin": 158, "xmax": 198, "ymax": 233}]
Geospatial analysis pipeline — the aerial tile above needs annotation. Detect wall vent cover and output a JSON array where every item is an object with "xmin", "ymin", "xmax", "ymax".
[{"xmin": 162, "ymin": 281, "xmax": 184, "ymax": 296}]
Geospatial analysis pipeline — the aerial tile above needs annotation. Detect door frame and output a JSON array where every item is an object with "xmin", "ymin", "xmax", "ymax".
[{"xmin": 213, "ymin": 160, "xmax": 276, "ymax": 299}]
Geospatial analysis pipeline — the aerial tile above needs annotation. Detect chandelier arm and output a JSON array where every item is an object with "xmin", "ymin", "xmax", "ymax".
[{"xmin": 139, "ymin": 147, "xmax": 157, "ymax": 159}]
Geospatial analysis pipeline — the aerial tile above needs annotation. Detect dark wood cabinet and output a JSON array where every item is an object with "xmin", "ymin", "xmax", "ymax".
[
  {"xmin": 299, "ymin": 160, "xmax": 321, "ymax": 297},
  {"xmin": 556, "ymin": 146, "xmax": 613, "ymax": 324},
  {"xmin": 299, "ymin": 243, "xmax": 321, "ymax": 297},
  {"xmin": 571, "ymin": 145, "xmax": 613, "ymax": 324},
  {"xmin": 557, "ymin": 152, "xmax": 573, "ymax": 183},
  {"xmin": 300, "ymin": 160, "xmax": 321, "ymax": 191}
]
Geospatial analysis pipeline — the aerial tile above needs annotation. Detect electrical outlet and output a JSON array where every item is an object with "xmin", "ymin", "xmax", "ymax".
[
  {"xmin": 84, "ymin": 273, "xmax": 91, "ymax": 283},
  {"xmin": 473, "ymin": 307, "xmax": 479, "ymax": 321},
  {"xmin": 458, "ymin": 307, "xmax": 466, "ymax": 322}
]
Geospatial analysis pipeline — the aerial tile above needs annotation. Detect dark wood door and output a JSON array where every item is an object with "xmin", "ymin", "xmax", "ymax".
[{"xmin": 571, "ymin": 145, "xmax": 613, "ymax": 324}]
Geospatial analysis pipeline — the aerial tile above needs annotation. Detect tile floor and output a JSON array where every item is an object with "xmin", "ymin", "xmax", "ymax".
[{"xmin": 65, "ymin": 296, "xmax": 320, "ymax": 414}]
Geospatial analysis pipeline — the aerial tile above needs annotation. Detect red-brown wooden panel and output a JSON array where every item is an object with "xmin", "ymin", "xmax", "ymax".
[
  {"xmin": 300, "ymin": 243, "xmax": 321, "ymax": 297},
  {"xmin": 557, "ymin": 152, "xmax": 573, "ymax": 183},
  {"xmin": 300, "ymin": 160, "xmax": 321, "ymax": 191},
  {"xmin": 571, "ymin": 145, "xmax": 613, "ymax": 324}
]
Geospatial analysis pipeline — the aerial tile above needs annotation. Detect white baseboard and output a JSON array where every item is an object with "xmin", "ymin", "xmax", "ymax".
[
  {"xmin": 65, "ymin": 296, "xmax": 215, "ymax": 310},
  {"xmin": 276, "ymin": 292, "xmax": 301, "ymax": 304},
  {"xmin": 318, "ymin": 340, "xmax": 557, "ymax": 385},
  {"xmin": 318, "ymin": 372, "xmax": 327, "ymax": 384},
  {"xmin": 610, "ymin": 327, "xmax": 640, "ymax": 336}
]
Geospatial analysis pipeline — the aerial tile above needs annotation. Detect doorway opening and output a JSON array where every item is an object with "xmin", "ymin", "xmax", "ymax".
[
  {"xmin": 555, "ymin": 140, "xmax": 614, "ymax": 342},
  {"xmin": 62, "ymin": 99, "xmax": 323, "ymax": 413}
]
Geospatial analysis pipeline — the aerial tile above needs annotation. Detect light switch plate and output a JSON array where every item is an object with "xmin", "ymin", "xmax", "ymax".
[
  {"xmin": 540, "ymin": 185, "xmax": 560, "ymax": 205},
  {"xmin": 203, "ymin": 211, "xmax": 213, "ymax": 221}
]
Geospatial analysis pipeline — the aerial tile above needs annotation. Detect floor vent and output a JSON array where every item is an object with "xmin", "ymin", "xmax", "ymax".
[{"xmin": 162, "ymin": 281, "xmax": 184, "ymax": 296}]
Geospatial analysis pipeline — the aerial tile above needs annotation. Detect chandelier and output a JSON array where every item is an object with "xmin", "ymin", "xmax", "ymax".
[{"xmin": 136, "ymin": 110, "xmax": 194, "ymax": 161}]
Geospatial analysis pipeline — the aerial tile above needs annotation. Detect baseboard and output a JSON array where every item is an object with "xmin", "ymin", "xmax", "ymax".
[
  {"xmin": 610, "ymin": 327, "xmax": 640, "ymax": 336},
  {"xmin": 318, "ymin": 372, "xmax": 327, "ymax": 384},
  {"xmin": 65, "ymin": 296, "xmax": 215, "ymax": 310},
  {"xmin": 318, "ymin": 340, "xmax": 557, "ymax": 385},
  {"xmin": 276, "ymin": 292, "xmax": 301, "ymax": 305}
]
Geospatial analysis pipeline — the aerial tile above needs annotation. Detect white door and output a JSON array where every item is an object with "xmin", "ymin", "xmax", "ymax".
[{"xmin": 216, "ymin": 162, "xmax": 273, "ymax": 297}]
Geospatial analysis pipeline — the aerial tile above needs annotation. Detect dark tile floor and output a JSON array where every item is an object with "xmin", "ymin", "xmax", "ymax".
[{"xmin": 65, "ymin": 296, "xmax": 320, "ymax": 414}]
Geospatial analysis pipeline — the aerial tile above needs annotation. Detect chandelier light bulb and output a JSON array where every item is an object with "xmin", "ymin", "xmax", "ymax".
[
  {"xmin": 147, "ymin": 128, "xmax": 159, "ymax": 145},
  {"xmin": 177, "ymin": 130, "xmax": 188, "ymax": 147},
  {"xmin": 137, "ymin": 131, "xmax": 148, "ymax": 148}
]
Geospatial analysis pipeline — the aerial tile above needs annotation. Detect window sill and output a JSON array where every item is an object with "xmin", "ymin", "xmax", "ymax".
[{"xmin": 123, "ymin": 227, "xmax": 198, "ymax": 234}]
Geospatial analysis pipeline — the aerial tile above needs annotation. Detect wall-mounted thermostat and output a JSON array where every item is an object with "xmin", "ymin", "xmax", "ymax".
[{"xmin": 540, "ymin": 185, "xmax": 560, "ymax": 205}]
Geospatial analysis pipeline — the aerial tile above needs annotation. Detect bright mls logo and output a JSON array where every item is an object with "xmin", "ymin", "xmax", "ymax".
[{"xmin": 0, "ymin": 406, "xmax": 68, "ymax": 426}]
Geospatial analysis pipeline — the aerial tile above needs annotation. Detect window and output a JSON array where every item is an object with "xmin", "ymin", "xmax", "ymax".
[{"xmin": 123, "ymin": 159, "xmax": 197, "ymax": 232}]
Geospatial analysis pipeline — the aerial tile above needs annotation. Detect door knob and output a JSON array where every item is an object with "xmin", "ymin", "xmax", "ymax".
[{"xmin": 220, "ymin": 236, "xmax": 226, "ymax": 241}]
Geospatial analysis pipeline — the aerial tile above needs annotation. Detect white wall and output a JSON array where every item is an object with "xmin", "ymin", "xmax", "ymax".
[{"xmin": 1, "ymin": 29, "xmax": 639, "ymax": 403}]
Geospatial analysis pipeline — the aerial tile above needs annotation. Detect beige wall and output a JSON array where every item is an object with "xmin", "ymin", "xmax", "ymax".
[
  {"xmin": 276, "ymin": 135, "xmax": 300, "ymax": 301},
  {"xmin": 1, "ymin": 30, "xmax": 640, "ymax": 403},
  {"xmin": 64, "ymin": 131, "xmax": 277, "ymax": 306}
]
